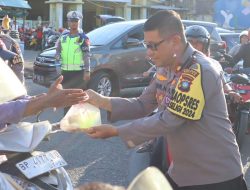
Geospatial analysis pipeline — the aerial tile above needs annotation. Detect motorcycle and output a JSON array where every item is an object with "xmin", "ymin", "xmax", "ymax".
[
  {"xmin": 44, "ymin": 33, "xmax": 60, "ymax": 50},
  {"xmin": 23, "ymin": 33, "xmax": 32, "ymax": 50},
  {"xmin": 0, "ymin": 121, "xmax": 73, "ymax": 190}
]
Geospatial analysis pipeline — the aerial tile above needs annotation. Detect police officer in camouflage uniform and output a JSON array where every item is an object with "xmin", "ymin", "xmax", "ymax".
[
  {"xmin": 0, "ymin": 31, "xmax": 24, "ymax": 84},
  {"xmin": 55, "ymin": 10, "xmax": 90, "ymax": 114},
  {"xmin": 79, "ymin": 11, "xmax": 246, "ymax": 190}
]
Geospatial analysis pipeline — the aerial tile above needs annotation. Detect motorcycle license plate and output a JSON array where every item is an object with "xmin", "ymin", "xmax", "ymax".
[{"xmin": 16, "ymin": 150, "xmax": 67, "ymax": 179}]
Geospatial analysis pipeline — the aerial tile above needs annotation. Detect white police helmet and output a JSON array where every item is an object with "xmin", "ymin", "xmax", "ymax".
[
  {"xmin": 239, "ymin": 30, "xmax": 248, "ymax": 39},
  {"xmin": 67, "ymin": 11, "xmax": 83, "ymax": 21}
]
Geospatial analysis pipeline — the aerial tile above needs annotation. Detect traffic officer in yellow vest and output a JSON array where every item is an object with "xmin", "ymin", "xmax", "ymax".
[{"xmin": 55, "ymin": 10, "xmax": 90, "ymax": 114}]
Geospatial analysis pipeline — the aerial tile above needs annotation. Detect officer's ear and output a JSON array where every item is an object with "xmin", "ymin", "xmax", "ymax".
[
  {"xmin": 171, "ymin": 34, "xmax": 182, "ymax": 45},
  {"xmin": 170, "ymin": 34, "xmax": 183, "ymax": 55}
]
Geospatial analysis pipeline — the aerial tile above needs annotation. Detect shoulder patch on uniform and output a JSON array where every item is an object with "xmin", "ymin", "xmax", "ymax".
[
  {"xmin": 156, "ymin": 73, "xmax": 167, "ymax": 81},
  {"xmin": 167, "ymin": 63, "xmax": 205, "ymax": 120},
  {"xmin": 61, "ymin": 31, "xmax": 70, "ymax": 38},
  {"xmin": 78, "ymin": 33, "xmax": 90, "ymax": 46},
  {"xmin": 79, "ymin": 32, "xmax": 88, "ymax": 39}
]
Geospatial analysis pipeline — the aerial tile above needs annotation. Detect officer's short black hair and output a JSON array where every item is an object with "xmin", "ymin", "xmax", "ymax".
[{"xmin": 144, "ymin": 10, "xmax": 185, "ymax": 41}]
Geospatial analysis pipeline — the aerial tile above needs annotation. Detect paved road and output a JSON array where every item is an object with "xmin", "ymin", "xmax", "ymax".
[{"xmin": 23, "ymin": 50, "xmax": 250, "ymax": 189}]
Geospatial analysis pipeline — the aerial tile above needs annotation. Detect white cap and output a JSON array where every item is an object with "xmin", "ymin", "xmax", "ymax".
[
  {"xmin": 127, "ymin": 167, "xmax": 173, "ymax": 190},
  {"xmin": 240, "ymin": 30, "xmax": 248, "ymax": 38},
  {"xmin": 67, "ymin": 11, "xmax": 83, "ymax": 21}
]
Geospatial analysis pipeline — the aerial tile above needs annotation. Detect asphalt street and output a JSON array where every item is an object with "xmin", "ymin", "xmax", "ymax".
[
  {"xmin": 23, "ymin": 50, "xmax": 142, "ymax": 187},
  {"xmin": 24, "ymin": 78, "xmax": 135, "ymax": 187},
  {"xmin": 23, "ymin": 50, "xmax": 250, "ymax": 189}
]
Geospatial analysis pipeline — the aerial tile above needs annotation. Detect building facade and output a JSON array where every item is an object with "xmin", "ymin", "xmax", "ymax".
[{"xmin": 26, "ymin": 0, "xmax": 218, "ymax": 31}]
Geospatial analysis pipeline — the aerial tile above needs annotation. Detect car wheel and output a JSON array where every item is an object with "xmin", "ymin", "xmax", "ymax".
[{"xmin": 89, "ymin": 72, "xmax": 118, "ymax": 97}]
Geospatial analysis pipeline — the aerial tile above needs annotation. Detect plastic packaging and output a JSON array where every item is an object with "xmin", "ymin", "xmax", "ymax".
[
  {"xmin": 0, "ymin": 59, "xmax": 27, "ymax": 104},
  {"xmin": 60, "ymin": 103, "xmax": 101, "ymax": 131},
  {"xmin": 127, "ymin": 167, "xmax": 172, "ymax": 190}
]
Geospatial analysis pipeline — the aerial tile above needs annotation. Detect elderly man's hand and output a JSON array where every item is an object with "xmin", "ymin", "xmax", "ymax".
[
  {"xmin": 82, "ymin": 89, "xmax": 112, "ymax": 111},
  {"xmin": 45, "ymin": 76, "xmax": 85, "ymax": 108}
]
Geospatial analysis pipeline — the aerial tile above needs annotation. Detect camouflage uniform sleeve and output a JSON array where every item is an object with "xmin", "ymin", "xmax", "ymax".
[
  {"xmin": 81, "ymin": 36, "xmax": 91, "ymax": 72},
  {"xmin": 10, "ymin": 40, "xmax": 24, "ymax": 84},
  {"xmin": 55, "ymin": 36, "xmax": 62, "ymax": 59},
  {"xmin": 11, "ymin": 40, "xmax": 22, "ymax": 56}
]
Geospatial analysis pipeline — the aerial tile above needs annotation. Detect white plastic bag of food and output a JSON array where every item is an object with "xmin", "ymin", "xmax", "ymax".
[{"xmin": 60, "ymin": 103, "xmax": 101, "ymax": 132}]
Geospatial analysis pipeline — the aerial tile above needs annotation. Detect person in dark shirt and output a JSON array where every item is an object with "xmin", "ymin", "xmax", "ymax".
[{"xmin": 232, "ymin": 30, "xmax": 250, "ymax": 73}]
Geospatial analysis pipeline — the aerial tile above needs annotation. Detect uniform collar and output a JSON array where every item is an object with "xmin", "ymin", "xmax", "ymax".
[
  {"xmin": 180, "ymin": 43, "xmax": 196, "ymax": 64},
  {"xmin": 175, "ymin": 43, "xmax": 197, "ymax": 72}
]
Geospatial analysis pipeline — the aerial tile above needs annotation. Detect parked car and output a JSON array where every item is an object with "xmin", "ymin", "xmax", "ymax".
[
  {"xmin": 219, "ymin": 32, "xmax": 240, "ymax": 52},
  {"xmin": 33, "ymin": 19, "xmax": 226, "ymax": 96},
  {"xmin": 96, "ymin": 14, "xmax": 125, "ymax": 26},
  {"xmin": 215, "ymin": 27, "xmax": 234, "ymax": 34},
  {"xmin": 33, "ymin": 20, "xmax": 151, "ymax": 96}
]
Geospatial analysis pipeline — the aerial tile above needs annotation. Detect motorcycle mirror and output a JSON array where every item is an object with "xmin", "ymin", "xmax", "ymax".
[{"xmin": 127, "ymin": 167, "xmax": 173, "ymax": 190}]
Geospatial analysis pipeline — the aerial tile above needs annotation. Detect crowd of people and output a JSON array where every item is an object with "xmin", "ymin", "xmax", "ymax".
[
  {"xmin": 17, "ymin": 24, "xmax": 64, "ymax": 51},
  {"xmin": 1, "ymin": 9, "xmax": 250, "ymax": 190},
  {"xmin": 1, "ymin": 15, "xmax": 65, "ymax": 51}
]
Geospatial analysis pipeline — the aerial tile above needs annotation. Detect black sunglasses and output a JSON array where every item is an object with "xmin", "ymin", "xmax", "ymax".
[{"xmin": 143, "ymin": 39, "xmax": 166, "ymax": 51}]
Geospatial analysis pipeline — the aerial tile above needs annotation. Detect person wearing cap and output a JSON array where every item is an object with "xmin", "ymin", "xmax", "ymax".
[
  {"xmin": 55, "ymin": 10, "xmax": 91, "ymax": 114},
  {"xmin": 231, "ymin": 29, "xmax": 250, "ymax": 73},
  {"xmin": 0, "ymin": 15, "xmax": 25, "ymax": 84},
  {"xmin": 229, "ymin": 30, "xmax": 249, "ymax": 57},
  {"xmin": 185, "ymin": 25, "xmax": 242, "ymax": 103}
]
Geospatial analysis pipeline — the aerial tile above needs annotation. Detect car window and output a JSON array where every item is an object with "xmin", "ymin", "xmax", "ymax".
[
  {"xmin": 87, "ymin": 23, "xmax": 135, "ymax": 46},
  {"xmin": 128, "ymin": 26, "xmax": 144, "ymax": 41},
  {"xmin": 112, "ymin": 25, "xmax": 144, "ymax": 49}
]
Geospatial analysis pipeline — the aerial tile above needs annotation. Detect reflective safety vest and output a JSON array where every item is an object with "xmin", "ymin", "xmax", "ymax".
[{"xmin": 60, "ymin": 35, "xmax": 85, "ymax": 71}]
